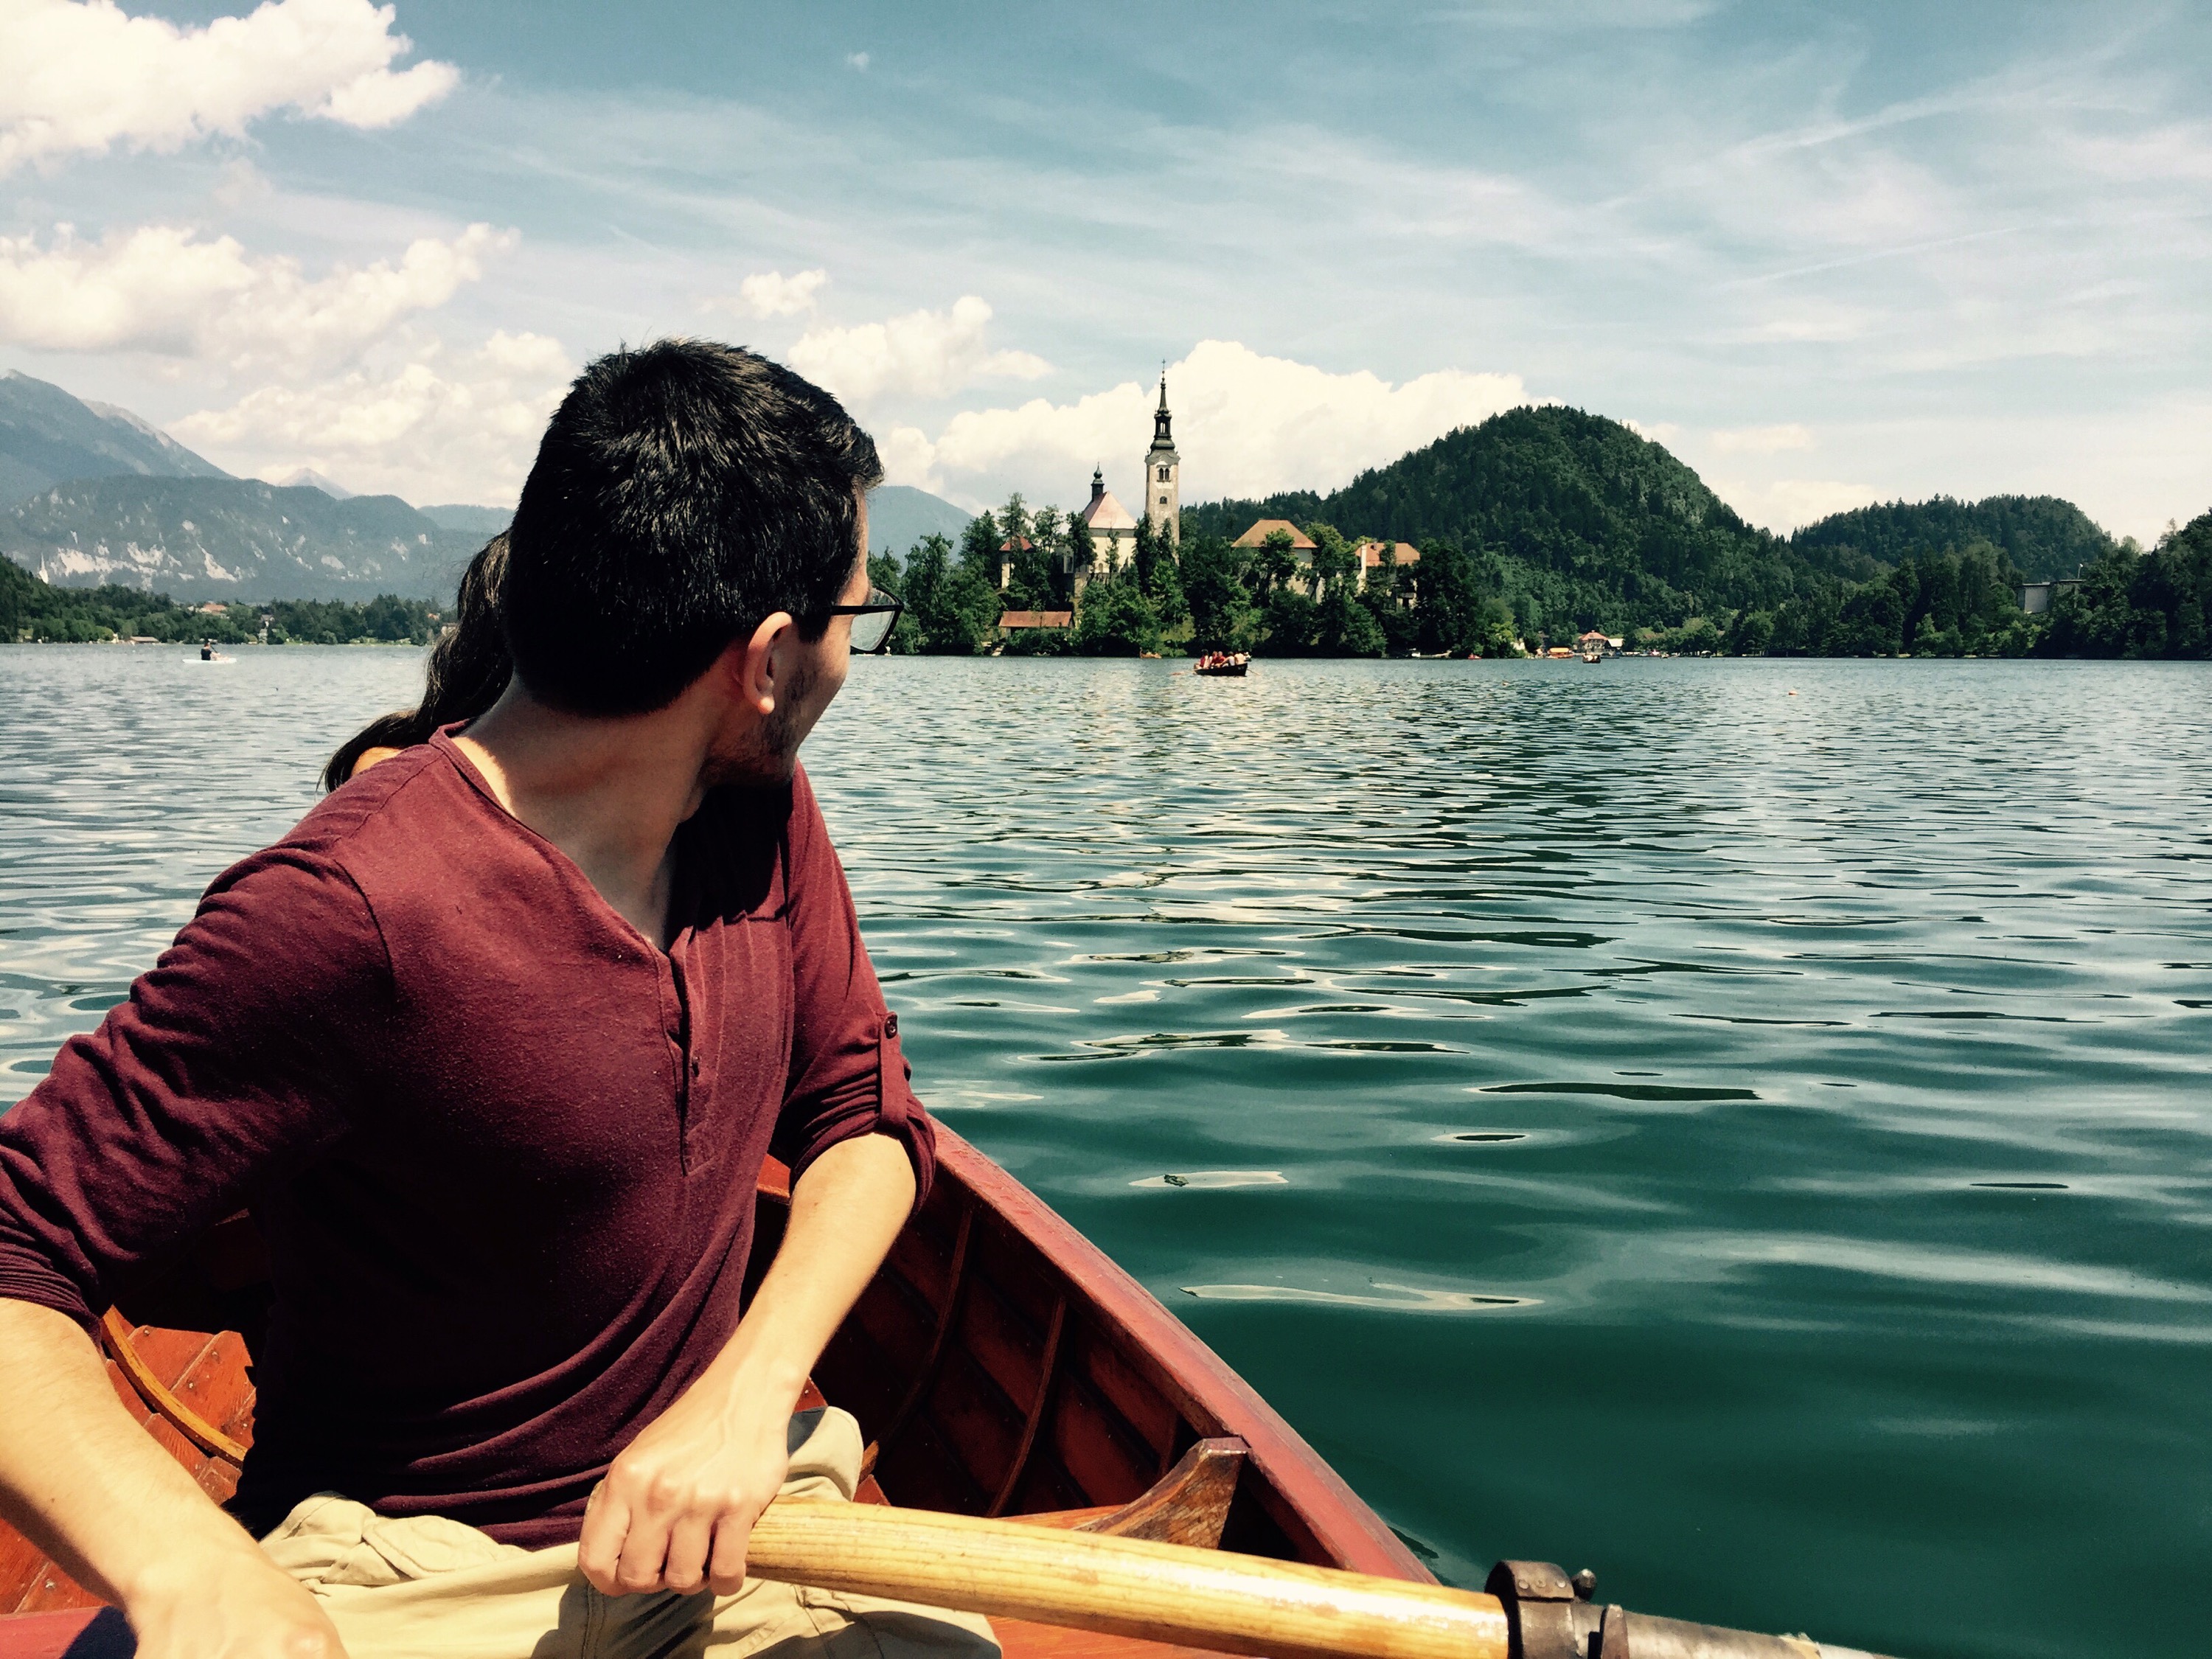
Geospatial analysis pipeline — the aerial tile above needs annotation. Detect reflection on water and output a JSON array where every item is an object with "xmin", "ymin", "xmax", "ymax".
[{"xmin": 4, "ymin": 647, "xmax": 2209, "ymax": 1658}]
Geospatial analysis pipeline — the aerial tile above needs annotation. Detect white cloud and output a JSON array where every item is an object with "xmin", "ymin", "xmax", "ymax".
[
  {"xmin": 171, "ymin": 329, "xmax": 572, "ymax": 504},
  {"xmin": 1710, "ymin": 477, "xmax": 1877, "ymax": 533},
  {"xmin": 1711, "ymin": 422, "xmax": 1815, "ymax": 455},
  {"xmin": 709, "ymin": 267, "xmax": 827, "ymax": 320},
  {"xmin": 844, "ymin": 51, "xmax": 869, "ymax": 72},
  {"xmin": 788, "ymin": 295, "xmax": 1050, "ymax": 405},
  {"xmin": 0, "ymin": 0, "xmax": 459, "ymax": 173},
  {"xmin": 886, "ymin": 339, "xmax": 1527, "ymax": 506},
  {"xmin": 0, "ymin": 220, "xmax": 512, "ymax": 374}
]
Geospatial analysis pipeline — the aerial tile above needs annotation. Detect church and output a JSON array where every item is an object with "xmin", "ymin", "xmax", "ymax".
[{"xmin": 1077, "ymin": 374, "xmax": 1180, "ymax": 577}]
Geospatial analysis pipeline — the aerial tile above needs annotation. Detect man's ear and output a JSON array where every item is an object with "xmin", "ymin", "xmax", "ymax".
[{"xmin": 728, "ymin": 611, "xmax": 797, "ymax": 714}]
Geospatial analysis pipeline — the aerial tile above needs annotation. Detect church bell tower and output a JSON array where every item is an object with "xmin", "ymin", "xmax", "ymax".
[{"xmin": 1142, "ymin": 371, "xmax": 1180, "ymax": 547}]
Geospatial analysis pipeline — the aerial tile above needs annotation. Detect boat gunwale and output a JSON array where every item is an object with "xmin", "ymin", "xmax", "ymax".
[{"xmin": 927, "ymin": 1124, "xmax": 1429, "ymax": 1584}]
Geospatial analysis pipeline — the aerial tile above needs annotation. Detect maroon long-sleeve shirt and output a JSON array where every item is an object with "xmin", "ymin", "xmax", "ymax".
[{"xmin": 0, "ymin": 731, "xmax": 932, "ymax": 1546}]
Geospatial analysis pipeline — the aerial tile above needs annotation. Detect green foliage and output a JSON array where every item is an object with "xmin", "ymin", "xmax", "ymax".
[
  {"xmin": 1248, "ymin": 529, "xmax": 1300, "ymax": 599},
  {"xmin": 1071, "ymin": 571, "xmax": 1161, "ymax": 656},
  {"xmin": 1180, "ymin": 535, "xmax": 1256, "ymax": 653},
  {"xmin": 1763, "ymin": 539, "xmax": 2037, "ymax": 658},
  {"xmin": 958, "ymin": 512, "xmax": 1001, "ymax": 581},
  {"xmin": 892, "ymin": 533, "xmax": 1001, "ymax": 655},
  {"xmin": 1131, "ymin": 513, "xmax": 1169, "ymax": 591},
  {"xmin": 1307, "ymin": 524, "xmax": 1358, "ymax": 600},
  {"xmin": 1145, "ymin": 553, "xmax": 1188, "ymax": 631},
  {"xmin": 866, "ymin": 549, "xmax": 926, "ymax": 655},
  {"xmin": 1792, "ymin": 494, "xmax": 2115, "ymax": 584},
  {"xmin": 1312, "ymin": 588, "xmax": 1385, "ymax": 656},
  {"xmin": 1257, "ymin": 587, "xmax": 1317, "ymax": 655},
  {"xmin": 0, "ymin": 558, "xmax": 442, "ymax": 645},
  {"xmin": 1000, "ymin": 623, "xmax": 1074, "ymax": 656},
  {"xmin": 1001, "ymin": 542, "xmax": 1057, "ymax": 611},
  {"xmin": 1065, "ymin": 509, "xmax": 1096, "ymax": 582},
  {"xmin": 1403, "ymin": 543, "xmax": 1481, "ymax": 654},
  {"xmin": 1182, "ymin": 406, "xmax": 1827, "ymax": 636},
  {"xmin": 2039, "ymin": 512, "xmax": 2211, "ymax": 658}
]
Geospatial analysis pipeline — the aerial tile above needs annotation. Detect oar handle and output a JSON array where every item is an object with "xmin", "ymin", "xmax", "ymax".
[{"xmin": 745, "ymin": 1499, "xmax": 1510, "ymax": 1659}]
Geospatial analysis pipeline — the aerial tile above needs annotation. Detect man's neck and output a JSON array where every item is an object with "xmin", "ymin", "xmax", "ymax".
[{"xmin": 452, "ymin": 685, "xmax": 714, "ymax": 950}]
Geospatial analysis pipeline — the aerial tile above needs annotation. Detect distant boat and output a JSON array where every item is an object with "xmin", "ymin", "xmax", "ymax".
[
  {"xmin": 1194, "ymin": 653, "xmax": 1248, "ymax": 678},
  {"xmin": 201, "ymin": 639, "xmax": 214, "ymax": 661},
  {"xmin": 1581, "ymin": 649, "xmax": 1601, "ymax": 664}
]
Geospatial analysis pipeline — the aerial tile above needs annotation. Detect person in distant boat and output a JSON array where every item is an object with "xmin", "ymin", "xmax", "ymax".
[{"xmin": 0, "ymin": 341, "xmax": 980, "ymax": 1659}]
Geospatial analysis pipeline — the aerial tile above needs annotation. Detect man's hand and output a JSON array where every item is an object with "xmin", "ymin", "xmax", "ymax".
[
  {"xmin": 0, "ymin": 1300, "xmax": 347, "ymax": 1659},
  {"xmin": 574, "ymin": 1133, "xmax": 917, "ymax": 1600},
  {"xmin": 126, "ymin": 1545, "xmax": 348, "ymax": 1659},
  {"xmin": 577, "ymin": 1374, "xmax": 793, "ymax": 1597}
]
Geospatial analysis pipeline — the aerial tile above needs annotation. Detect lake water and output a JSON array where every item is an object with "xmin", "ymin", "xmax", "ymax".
[{"xmin": 4, "ymin": 647, "xmax": 2208, "ymax": 1659}]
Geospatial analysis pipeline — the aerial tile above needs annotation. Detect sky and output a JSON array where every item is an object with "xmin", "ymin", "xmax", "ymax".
[{"xmin": 0, "ymin": 0, "xmax": 2206, "ymax": 540}]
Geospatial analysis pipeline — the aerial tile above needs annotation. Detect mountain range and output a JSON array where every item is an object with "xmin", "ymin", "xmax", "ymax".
[
  {"xmin": 1, "ymin": 369, "xmax": 982, "ymax": 602},
  {"xmin": 0, "ymin": 370, "xmax": 230, "ymax": 505},
  {"xmin": 2, "ymin": 364, "xmax": 2135, "ymax": 625}
]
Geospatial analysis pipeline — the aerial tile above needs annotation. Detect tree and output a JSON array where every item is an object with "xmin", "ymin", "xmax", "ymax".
[
  {"xmin": 1731, "ymin": 609, "xmax": 1775, "ymax": 657},
  {"xmin": 900, "ymin": 533, "xmax": 1001, "ymax": 654},
  {"xmin": 958, "ymin": 512, "xmax": 1002, "ymax": 587},
  {"xmin": 1248, "ymin": 529, "xmax": 1300, "ymax": 600},
  {"xmin": 1407, "ymin": 542, "xmax": 1482, "ymax": 654},
  {"xmin": 2039, "ymin": 512, "xmax": 2211, "ymax": 659},
  {"xmin": 1180, "ymin": 535, "xmax": 1256, "ymax": 653},
  {"xmin": 1312, "ymin": 587, "xmax": 1385, "ymax": 656},
  {"xmin": 1071, "ymin": 571, "xmax": 1161, "ymax": 655},
  {"xmin": 1307, "ymin": 524, "xmax": 1357, "ymax": 601},
  {"xmin": 1259, "ymin": 586, "xmax": 1317, "ymax": 655},
  {"xmin": 1146, "ymin": 554, "xmax": 1189, "ymax": 633},
  {"xmin": 1131, "ymin": 513, "xmax": 1161, "ymax": 590},
  {"xmin": 1065, "ymin": 508, "xmax": 1097, "ymax": 588}
]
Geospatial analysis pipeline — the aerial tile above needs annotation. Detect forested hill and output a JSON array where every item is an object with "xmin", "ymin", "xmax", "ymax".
[
  {"xmin": 1179, "ymin": 405, "xmax": 1830, "ymax": 633},
  {"xmin": 1788, "ymin": 495, "xmax": 2115, "ymax": 584}
]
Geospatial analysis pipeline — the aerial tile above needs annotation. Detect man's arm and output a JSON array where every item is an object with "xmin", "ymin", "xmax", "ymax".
[
  {"xmin": 575, "ymin": 1131, "xmax": 915, "ymax": 1599},
  {"xmin": 0, "ymin": 1298, "xmax": 345, "ymax": 1659}
]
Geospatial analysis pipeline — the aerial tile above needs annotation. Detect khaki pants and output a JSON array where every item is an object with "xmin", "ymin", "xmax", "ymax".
[{"xmin": 261, "ymin": 1408, "xmax": 999, "ymax": 1659}]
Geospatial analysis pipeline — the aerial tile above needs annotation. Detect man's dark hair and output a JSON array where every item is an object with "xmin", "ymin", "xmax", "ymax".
[{"xmin": 502, "ymin": 339, "xmax": 882, "ymax": 715}]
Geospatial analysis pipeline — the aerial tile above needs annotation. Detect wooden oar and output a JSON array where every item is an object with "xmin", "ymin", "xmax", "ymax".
[{"xmin": 745, "ymin": 1498, "xmax": 1510, "ymax": 1659}]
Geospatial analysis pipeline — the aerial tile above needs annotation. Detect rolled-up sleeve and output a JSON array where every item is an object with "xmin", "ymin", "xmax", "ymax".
[
  {"xmin": 0, "ymin": 848, "xmax": 387, "ymax": 1329},
  {"xmin": 773, "ymin": 767, "xmax": 935, "ymax": 1207}
]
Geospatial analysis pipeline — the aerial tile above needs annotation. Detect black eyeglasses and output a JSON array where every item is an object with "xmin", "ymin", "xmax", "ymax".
[{"xmin": 826, "ymin": 585, "xmax": 904, "ymax": 655}]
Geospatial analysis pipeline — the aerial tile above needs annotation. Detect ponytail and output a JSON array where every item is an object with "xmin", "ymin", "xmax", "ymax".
[{"xmin": 322, "ymin": 535, "xmax": 512, "ymax": 791}]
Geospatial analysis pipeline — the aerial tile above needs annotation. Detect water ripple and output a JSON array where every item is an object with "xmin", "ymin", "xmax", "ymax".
[{"xmin": 4, "ymin": 650, "xmax": 2210, "ymax": 1658}]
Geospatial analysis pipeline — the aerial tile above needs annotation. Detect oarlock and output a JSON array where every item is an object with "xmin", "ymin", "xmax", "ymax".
[{"xmin": 1483, "ymin": 1560, "xmax": 1899, "ymax": 1659}]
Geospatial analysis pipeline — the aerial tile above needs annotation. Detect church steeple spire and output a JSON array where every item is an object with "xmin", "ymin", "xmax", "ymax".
[{"xmin": 1142, "ymin": 362, "xmax": 1180, "ymax": 546}]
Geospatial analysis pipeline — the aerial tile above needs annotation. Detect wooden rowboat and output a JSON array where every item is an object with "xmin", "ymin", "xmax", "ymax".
[
  {"xmin": 0, "ymin": 1124, "xmax": 1896, "ymax": 1659},
  {"xmin": 0, "ymin": 1124, "xmax": 1423, "ymax": 1656}
]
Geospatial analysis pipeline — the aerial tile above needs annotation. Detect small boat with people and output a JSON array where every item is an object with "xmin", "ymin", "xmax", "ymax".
[
  {"xmin": 1193, "ymin": 652, "xmax": 1248, "ymax": 678},
  {"xmin": 0, "ymin": 1125, "xmax": 1897, "ymax": 1659}
]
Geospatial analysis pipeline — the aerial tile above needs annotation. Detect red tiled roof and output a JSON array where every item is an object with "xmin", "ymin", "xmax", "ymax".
[
  {"xmin": 1233, "ymin": 518, "xmax": 1315, "ymax": 550},
  {"xmin": 998, "ymin": 610, "xmax": 1072, "ymax": 629},
  {"xmin": 1356, "ymin": 541, "xmax": 1420, "ymax": 567},
  {"xmin": 998, "ymin": 535, "xmax": 1035, "ymax": 553}
]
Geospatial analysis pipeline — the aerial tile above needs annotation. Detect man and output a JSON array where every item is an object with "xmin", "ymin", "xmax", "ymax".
[{"xmin": 0, "ymin": 341, "xmax": 988, "ymax": 1659}]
